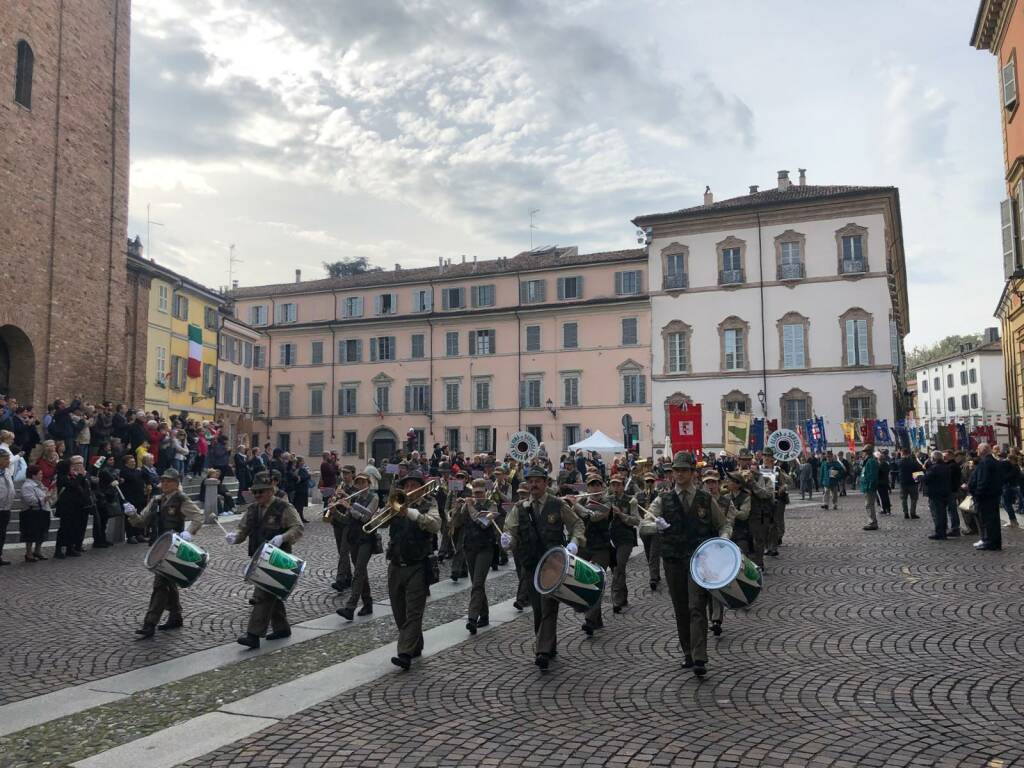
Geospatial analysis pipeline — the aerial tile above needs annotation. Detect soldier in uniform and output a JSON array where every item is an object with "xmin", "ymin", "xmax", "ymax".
[
  {"xmin": 635, "ymin": 472, "xmax": 662, "ymax": 590},
  {"xmin": 128, "ymin": 468, "xmax": 203, "ymax": 638},
  {"xmin": 490, "ymin": 466, "xmax": 512, "ymax": 567},
  {"xmin": 446, "ymin": 470, "xmax": 471, "ymax": 581},
  {"xmin": 760, "ymin": 447, "xmax": 793, "ymax": 557},
  {"xmin": 725, "ymin": 471, "xmax": 755, "ymax": 559},
  {"xmin": 229, "ymin": 472, "xmax": 304, "ymax": 649},
  {"xmin": 329, "ymin": 465, "xmax": 357, "ymax": 591},
  {"xmin": 455, "ymin": 477, "xmax": 499, "ymax": 634},
  {"xmin": 647, "ymin": 452, "xmax": 730, "ymax": 677},
  {"xmin": 607, "ymin": 475, "xmax": 641, "ymax": 613},
  {"xmin": 702, "ymin": 469, "xmax": 734, "ymax": 637},
  {"xmin": 738, "ymin": 449, "xmax": 774, "ymax": 567},
  {"xmin": 511, "ymin": 485, "xmax": 532, "ymax": 611},
  {"xmin": 387, "ymin": 471, "xmax": 442, "ymax": 670},
  {"xmin": 335, "ymin": 473, "xmax": 380, "ymax": 620},
  {"xmin": 500, "ymin": 466, "xmax": 585, "ymax": 670},
  {"xmin": 572, "ymin": 475, "xmax": 611, "ymax": 635}
]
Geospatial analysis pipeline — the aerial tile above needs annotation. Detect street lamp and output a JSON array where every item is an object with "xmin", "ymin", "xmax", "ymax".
[
  {"xmin": 546, "ymin": 398, "xmax": 557, "ymax": 418},
  {"xmin": 757, "ymin": 389, "xmax": 767, "ymax": 416}
]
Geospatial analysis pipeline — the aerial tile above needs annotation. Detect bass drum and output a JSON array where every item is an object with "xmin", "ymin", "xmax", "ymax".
[
  {"xmin": 533, "ymin": 546, "xmax": 605, "ymax": 613},
  {"xmin": 689, "ymin": 537, "xmax": 762, "ymax": 609}
]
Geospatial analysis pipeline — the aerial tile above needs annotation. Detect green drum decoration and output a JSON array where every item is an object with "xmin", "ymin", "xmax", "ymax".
[
  {"xmin": 144, "ymin": 531, "xmax": 209, "ymax": 589},
  {"xmin": 533, "ymin": 546, "xmax": 605, "ymax": 613},
  {"xmin": 690, "ymin": 537, "xmax": 762, "ymax": 609},
  {"xmin": 244, "ymin": 542, "xmax": 306, "ymax": 601}
]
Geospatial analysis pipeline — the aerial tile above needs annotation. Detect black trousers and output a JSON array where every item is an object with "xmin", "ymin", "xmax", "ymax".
[
  {"xmin": 93, "ymin": 508, "xmax": 109, "ymax": 546},
  {"xmin": 877, "ymin": 486, "xmax": 891, "ymax": 513},
  {"xmin": 977, "ymin": 497, "xmax": 1002, "ymax": 549},
  {"xmin": 0, "ymin": 509, "xmax": 9, "ymax": 556}
]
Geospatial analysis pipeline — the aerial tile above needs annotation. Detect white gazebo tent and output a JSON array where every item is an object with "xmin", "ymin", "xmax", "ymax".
[{"xmin": 568, "ymin": 430, "xmax": 624, "ymax": 453}]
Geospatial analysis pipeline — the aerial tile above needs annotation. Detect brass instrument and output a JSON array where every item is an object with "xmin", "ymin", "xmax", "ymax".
[
  {"xmin": 323, "ymin": 488, "xmax": 363, "ymax": 521},
  {"xmin": 363, "ymin": 479, "xmax": 440, "ymax": 533}
]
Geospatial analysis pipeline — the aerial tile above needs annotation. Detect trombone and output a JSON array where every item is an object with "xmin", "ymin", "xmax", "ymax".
[
  {"xmin": 323, "ymin": 488, "xmax": 364, "ymax": 522},
  {"xmin": 363, "ymin": 479, "xmax": 440, "ymax": 533}
]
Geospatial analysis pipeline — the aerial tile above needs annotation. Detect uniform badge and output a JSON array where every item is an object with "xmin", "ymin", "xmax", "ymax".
[{"xmin": 547, "ymin": 513, "xmax": 558, "ymax": 524}]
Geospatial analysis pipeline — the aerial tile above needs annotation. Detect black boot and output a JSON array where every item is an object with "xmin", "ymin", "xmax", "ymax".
[
  {"xmin": 391, "ymin": 653, "xmax": 412, "ymax": 670},
  {"xmin": 134, "ymin": 625, "xmax": 155, "ymax": 639},
  {"xmin": 236, "ymin": 633, "xmax": 260, "ymax": 649},
  {"xmin": 158, "ymin": 617, "xmax": 183, "ymax": 630}
]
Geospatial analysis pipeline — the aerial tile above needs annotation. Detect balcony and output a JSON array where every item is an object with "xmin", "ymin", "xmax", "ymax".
[
  {"xmin": 718, "ymin": 269, "xmax": 745, "ymax": 286},
  {"xmin": 777, "ymin": 263, "xmax": 804, "ymax": 281},
  {"xmin": 662, "ymin": 272, "xmax": 688, "ymax": 290},
  {"xmin": 841, "ymin": 259, "xmax": 866, "ymax": 275}
]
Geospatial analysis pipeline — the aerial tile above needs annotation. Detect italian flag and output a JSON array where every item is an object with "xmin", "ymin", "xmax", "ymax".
[{"xmin": 187, "ymin": 324, "xmax": 203, "ymax": 378}]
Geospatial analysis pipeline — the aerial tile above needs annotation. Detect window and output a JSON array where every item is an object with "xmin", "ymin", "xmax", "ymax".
[
  {"xmin": 717, "ymin": 237, "xmax": 745, "ymax": 285},
  {"xmin": 621, "ymin": 318, "xmax": 638, "ymax": 346},
  {"xmin": 339, "ymin": 339, "xmax": 362, "ymax": 364},
  {"xmin": 445, "ymin": 381, "xmax": 460, "ymax": 411},
  {"xmin": 933, "ymin": 377, "xmax": 940, "ymax": 390},
  {"xmin": 525, "ymin": 325, "xmax": 541, "ymax": 352},
  {"xmin": 343, "ymin": 296, "xmax": 364, "ymax": 318},
  {"xmin": 202, "ymin": 363, "xmax": 216, "ymax": 396},
  {"xmin": 469, "ymin": 329, "xmax": 495, "ymax": 356},
  {"xmin": 527, "ymin": 425, "xmax": 543, "ymax": 443},
  {"xmin": 201, "ymin": 306, "xmax": 216, "ymax": 330},
  {"xmin": 960, "ymin": 370, "xmax": 967, "ymax": 386},
  {"xmin": 780, "ymin": 389, "xmax": 811, "ymax": 432},
  {"xmin": 445, "ymin": 331, "xmax": 459, "ymax": 357},
  {"xmin": 374, "ymin": 384, "xmax": 390, "ymax": 414},
  {"xmin": 969, "ymin": 368, "xmax": 977, "ymax": 384},
  {"xmin": 243, "ymin": 377, "xmax": 250, "ymax": 408},
  {"xmin": 441, "ymin": 287, "xmax": 465, "ymax": 310},
  {"xmin": 157, "ymin": 285, "xmax": 169, "ymax": 313},
  {"xmin": 622, "ymin": 371, "xmax": 646, "ymax": 405},
  {"xmin": 339, "ymin": 386, "xmax": 358, "ymax": 415},
  {"xmin": 935, "ymin": 399, "xmax": 942, "ymax": 414},
  {"xmin": 777, "ymin": 232, "xmax": 804, "ymax": 280},
  {"xmin": 1002, "ymin": 196, "xmax": 1020, "ymax": 278},
  {"xmin": 310, "ymin": 387, "xmax": 324, "ymax": 416},
  {"xmin": 411, "ymin": 334, "xmax": 425, "ymax": 359},
  {"xmin": 723, "ymin": 329, "xmax": 744, "ymax": 370},
  {"xmin": 309, "ymin": 431, "xmax": 324, "ymax": 457},
  {"xmin": 563, "ymin": 424, "xmax": 581, "ymax": 449},
  {"xmin": 520, "ymin": 280, "xmax": 546, "ymax": 304},
  {"xmin": 971, "ymin": 393, "xmax": 979, "ymax": 408},
  {"xmin": 370, "ymin": 336, "xmax": 396, "ymax": 361},
  {"xmin": 172, "ymin": 294, "xmax": 189, "ymax": 320},
  {"xmin": 781, "ymin": 324, "xmax": 804, "ymax": 369},
  {"xmin": 663, "ymin": 320, "xmax": 691, "ymax": 374},
  {"xmin": 924, "ymin": 401, "xmax": 929, "ymax": 415},
  {"xmin": 663, "ymin": 249, "xmax": 688, "ymax": 290},
  {"xmin": 406, "ymin": 383, "xmax": 431, "ymax": 413},
  {"xmin": 276, "ymin": 433, "xmax": 291, "ymax": 452},
  {"xmin": 1004, "ymin": 55, "xmax": 1018, "ymax": 109},
  {"xmin": 473, "ymin": 378, "xmax": 491, "ymax": 411},
  {"xmin": 722, "ymin": 390, "xmax": 750, "ymax": 414},
  {"xmin": 836, "ymin": 224, "xmax": 869, "ymax": 274},
  {"xmin": 375, "ymin": 293, "xmax": 397, "ymax": 315},
  {"xmin": 253, "ymin": 345, "xmax": 266, "ymax": 369},
  {"xmin": 947, "ymin": 397, "xmax": 956, "ymax": 412},
  {"xmin": 278, "ymin": 389, "xmax": 291, "ymax": 418},
  {"xmin": 520, "ymin": 377, "xmax": 542, "ymax": 408},
  {"xmin": 14, "ymin": 40, "xmax": 34, "ymax": 109},
  {"xmin": 474, "ymin": 427, "xmax": 492, "ymax": 453},
  {"xmin": 153, "ymin": 345, "xmax": 167, "ymax": 385},
  {"xmin": 343, "ymin": 431, "xmax": 357, "ymax": 455},
  {"xmin": 841, "ymin": 309, "xmax": 872, "ymax": 366},
  {"xmin": 471, "ymin": 285, "xmax": 495, "ymax": 308},
  {"xmin": 249, "ymin": 305, "xmax": 267, "ymax": 326},
  {"xmin": 311, "ymin": 341, "xmax": 324, "ymax": 365},
  {"xmin": 615, "ymin": 270, "xmax": 642, "ymax": 296},
  {"xmin": 446, "ymin": 427, "xmax": 461, "ymax": 453},
  {"xmin": 844, "ymin": 390, "xmax": 875, "ymax": 420},
  {"xmin": 279, "ymin": 343, "xmax": 297, "ymax": 367},
  {"xmin": 961, "ymin": 395, "xmax": 970, "ymax": 410},
  {"xmin": 411, "ymin": 289, "xmax": 432, "ymax": 313},
  {"xmin": 563, "ymin": 375, "xmax": 580, "ymax": 407},
  {"xmin": 947, "ymin": 373, "xmax": 954, "ymax": 388},
  {"xmin": 921, "ymin": 379, "xmax": 928, "ymax": 393},
  {"xmin": 252, "ymin": 388, "xmax": 262, "ymax": 416},
  {"xmin": 277, "ymin": 303, "xmax": 297, "ymax": 324},
  {"xmin": 557, "ymin": 276, "xmax": 583, "ymax": 300},
  {"xmin": 562, "ymin": 322, "xmax": 578, "ymax": 349}
]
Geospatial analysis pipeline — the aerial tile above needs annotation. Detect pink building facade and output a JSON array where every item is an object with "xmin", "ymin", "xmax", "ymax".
[{"xmin": 229, "ymin": 247, "xmax": 651, "ymax": 464}]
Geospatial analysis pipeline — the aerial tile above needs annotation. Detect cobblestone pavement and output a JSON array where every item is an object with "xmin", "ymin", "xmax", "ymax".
[
  {"xmin": 0, "ymin": 512, "xmax": 433, "ymax": 705},
  {"xmin": 181, "ymin": 497, "xmax": 1024, "ymax": 768}
]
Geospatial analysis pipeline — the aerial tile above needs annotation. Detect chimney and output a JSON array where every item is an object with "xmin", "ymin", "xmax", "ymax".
[
  {"xmin": 231, "ymin": 279, "xmax": 239, "ymax": 290},
  {"xmin": 798, "ymin": 168, "xmax": 807, "ymax": 187},
  {"xmin": 472, "ymin": 254, "xmax": 478, "ymax": 272},
  {"xmin": 777, "ymin": 170, "xmax": 791, "ymax": 191},
  {"xmin": 703, "ymin": 186, "xmax": 713, "ymax": 206},
  {"xmin": 438, "ymin": 256, "xmax": 444, "ymax": 273},
  {"xmin": 748, "ymin": 185, "xmax": 759, "ymax": 194},
  {"xmin": 461, "ymin": 254, "xmax": 466, "ymax": 264},
  {"xmin": 395, "ymin": 263, "xmax": 401, "ymax": 272},
  {"xmin": 295, "ymin": 269, "xmax": 301, "ymax": 283}
]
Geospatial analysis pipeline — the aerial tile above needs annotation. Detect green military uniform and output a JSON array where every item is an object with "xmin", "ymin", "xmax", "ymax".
[
  {"xmin": 128, "ymin": 470, "xmax": 203, "ymax": 633},
  {"xmin": 746, "ymin": 471, "xmax": 775, "ymax": 568},
  {"xmin": 607, "ymin": 485, "xmax": 640, "ymax": 611},
  {"xmin": 760, "ymin": 452, "xmax": 794, "ymax": 557},
  {"xmin": 329, "ymin": 467, "xmax": 357, "ymax": 589},
  {"xmin": 338, "ymin": 483, "xmax": 379, "ymax": 617},
  {"xmin": 574, "ymin": 484, "xmax": 610, "ymax": 633},
  {"xmin": 634, "ymin": 477, "xmax": 662, "ymax": 589},
  {"xmin": 446, "ymin": 473, "xmax": 471, "ymax": 581},
  {"xmin": 234, "ymin": 490, "xmax": 304, "ymax": 641},
  {"xmin": 454, "ymin": 481, "xmax": 498, "ymax": 631},
  {"xmin": 388, "ymin": 473, "xmax": 441, "ymax": 668}
]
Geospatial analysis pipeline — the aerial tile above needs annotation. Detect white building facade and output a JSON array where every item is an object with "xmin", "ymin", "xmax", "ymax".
[
  {"xmin": 634, "ymin": 172, "xmax": 910, "ymax": 452},
  {"xmin": 912, "ymin": 330, "xmax": 1007, "ymax": 442}
]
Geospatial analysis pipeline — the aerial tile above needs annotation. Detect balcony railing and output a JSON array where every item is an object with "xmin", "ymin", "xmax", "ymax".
[
  {"xmin": 841, "ymin": 259, "xmax": 866, "ymax": 275},
  {"xmin": 719, "ymin": 269, "xmax": 745, "ymax": 285},
  {"xmin": 777, "ymin": 262, "xmax": 804, "ymax": 280},
  {"xmin": 662, "ymin": 272, "xmax": 688, "ymax": 290}
]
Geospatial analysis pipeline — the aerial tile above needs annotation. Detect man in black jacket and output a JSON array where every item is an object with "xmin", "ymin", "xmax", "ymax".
[
  {"xmin": 876, "ymin": 450, "xmax": 893, "ymax": 515},
  {"xmin": 969, "ymin": 443, "xmax": 1004, "ymax": 551},
  {"xmin": 898, "ymin": 448, "xmax": 923, "ymax": 520},
  {"xmin": 923, "ymin": 451, "xmax": 953, "ymax": 540},
  {"xmin": 944, "ymin": 451, "xmax": 963, "ymax": 537}
]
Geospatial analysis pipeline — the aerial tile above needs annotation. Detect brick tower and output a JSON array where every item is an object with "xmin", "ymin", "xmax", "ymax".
[{"xmin": 0, "ymin": 0, "xmax": 131, "ymax": 407}]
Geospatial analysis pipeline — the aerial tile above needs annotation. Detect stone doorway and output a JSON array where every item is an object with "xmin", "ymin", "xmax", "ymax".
[{"xmin": 0, "ymin": 325, "xmax": 34, "ymax": 404}]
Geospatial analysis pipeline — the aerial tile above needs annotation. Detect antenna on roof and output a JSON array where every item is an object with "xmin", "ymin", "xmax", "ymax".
[
  {"xmin": 529, "ymin": 208, "xmax": 540, "ymax": 250},
  {"xmin": 227, "ymin": 244, "xmax": 241, "ymax": 289}
]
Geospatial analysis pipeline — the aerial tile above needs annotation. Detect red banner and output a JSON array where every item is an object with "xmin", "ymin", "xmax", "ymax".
[{"xmin": 668, "ymin": 403, "xmax": 703, "ymax": 455}]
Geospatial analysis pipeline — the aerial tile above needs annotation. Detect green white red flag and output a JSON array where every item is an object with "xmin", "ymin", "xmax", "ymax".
[{"xmin": 187, "ymin": 324, "xmax": 202, "ymax": 378}]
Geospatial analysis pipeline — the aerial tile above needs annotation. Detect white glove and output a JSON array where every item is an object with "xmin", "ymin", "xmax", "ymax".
[
  {"xmin": 179, "ymin": 531, "xmax": 193, "ymax": 542},
  {"xmin": 566, "ymin": 541, "xmax": 578, "ymax": 555},
  {"xmin": 270, "ymin": 534, "xmax": 284, "ymax": 547},
  {"xmin": 122, "ymin": 502, "xmax": 136, "ymax": 515},
  {"xmin": 500, "ymin": 532, "xmax": 512, "ymax": 550},
  {"xmin": 225, "ymin": 532, "xmax": 237, "ymax": 545},
  {"xmin": 654, "ymin": 516, "xmax": 671, "ymax": 531}
]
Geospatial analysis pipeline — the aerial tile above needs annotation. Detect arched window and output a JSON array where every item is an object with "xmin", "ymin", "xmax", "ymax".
[
  {"xmin": 717, "ymin": 316, "xmax": 750, "ymax": 371},
  {"xmin": 15, "ymin": 40, "xmax": 34, "ymax": 109},
  {"xmin": 779, "ymin": 388, "xmax": 813, "ymax": 432}
]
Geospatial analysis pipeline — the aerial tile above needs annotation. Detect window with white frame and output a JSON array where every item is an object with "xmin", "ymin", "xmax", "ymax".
[
  {"xmin": 841, "ymin": 235, "xmax": 865, "ymax": 272},
  {"xmin": 844, "ymin": 316, "xmax": 870, "ymax": 366},
  {"xmin": 778, "ymin": 241, "xmax": 802, "ymax": 280},
  {"xmin": 311, "ymin": 340, "xmax": 324, "ymax": 365},
  {"xmin": 375, "ymin": 293, "xmax": 397, "ymax": 315},
  {"xmin": 446, "ymin": 427, "xmax": 461, "ymax": 453},
  {"xmin": 445, "ymin": 331, "xmax": 459, "ymax": 357},
  {"xmin": 562, "ymin": 322, "xmax": 578, "ymax": 349},
  {"xmin": 562, "ymin": 374, "xmax": 580, "ymax": 407},
  {"xmin": 441, "ymin": 287, "xmax": 465, "ymax": 310},
  {"xmin": 723, "ymin": 329, "xmax": 744, "ymax": 370},
  {"xmin": 279, "ymin": 343, "xmax": 297, "ymax": 367},
  {"xmin": 339, "ymin": 338, "xmax": 362, "ymax": 364},
  {"xmin": 469, "ymin": 329, "xmax": 495, "ymax": 356},
  {"xmin": 172, "ymin": 294, "xmax": 189, "ymax": 320},
  {"xmin": 343, "ymin": 296, "xmax": 364, "ymax": 318},
  {"xmin": 663, "ymin": 252, "xmax": 687, "ymax": 290},
  {"xmin": 471, "ymin": 284, "xmax": 495, "ymax": 308},
  {"xmin": 243, "ymin": 342, "xmax": 253, "ymax": 368},
  {"xmin": 557, "ymin": 276, "xmax": 583, "ymax": 300},
  {"xmin": 615, "ymin": 270, "xmax": 642, "ymax": 295},
  {"xmin": 249, "ymin": 305, "xmax": 268, "ymax": 326},
  {"xmin": 782, "ymin": 323, "xmax": 805, "ymax": 369},
  {"xmin": 309, "ymin": 431, "xmax": 324, "ymax": 457},
  {"xmin": 252, "ymin": 388, "xmax": 262, "ymax": 415},
  {"xmin": 473, "ymin": 378, "xmax": 491, "ymax": 411},
  {"xmin": 277, "ymin": 303, "xmax": 297, "ymax": 324},
  {"xmin": 621, "ymin": 318, "xmax": 638, "ymax": 346},
  {"xmin": 370, "ymin": 336, "xmax": 396, "ymax": 361},
  {"xmin": 525, "ymin": 325, "xmax": 541, "ymax": 352},
  {"xmin": 277, "ymin": 433, "xmax": 291, "ymax": 452},
  {"xmin": 310, "ymin": 387, "xmax": 324, "ymax": 416},
  {"xmin": 411, "ymin": 289, "xmax": 432, "ymax": 313},
  {"xmin": 622, "ymin": 370, "xmax": 646, "ymax": 405},
  {"xmin": 961, "ymin": 394, "xmax": 969, "ymax": 410},
  {"xmin": 960, "ymin": 370, "xmax": 968, "ymax": 386},
  {"xmin": 520, "ymin": 377, "xmax": 542, "ymax": 408},
  {"xmin": 781, "ymin": 392, "xmax": 810, "ymax": 432},
  {"xmin": 374, "ymin": 384, "xmax": 389, "ymax": 414},
  {"xmin": 411, "ymin": 334, "xmax": 425, "ymax": 359},
  {"xmin": 1004, "ymin": 54, "xmax": 1018, "ymax": 110},
  {"xmin": 445, "ymin": 381, "xmax": 460, "ymax": 411},
  {"xmin": 474, "ymin": 427, "xmax": 492, "ymax": 453},
  {"xmin": 665, "ymin": 326, "xmax": 689, "ymax": 374},
  {"xmin": 520, "ymin": 280, "xmax": 546, "ymax": 304},
  {"xmin": 243, "ymin": 377, "xmax": 250, "ymax": 409},
  {"xmin": 947, "ymin": 373, "xmax": 954, "ymax": 388},
  {"xmin": 343, "ymin": 431, "xmax": 357, "ymax": 455},
  {"xmin": 722, "ymin": 248, "xmax": 742, "ymax": 272},
  {"xmin": 157, "ymin": 285, "xmax": 169, "ymax": 313},
  {"xmin": 339, "ymin": 385, "xmax": 358, "ymax": 416},
  {"xmin": 155, "ymin": 346, "xmax": 167, "ymax": 385}
]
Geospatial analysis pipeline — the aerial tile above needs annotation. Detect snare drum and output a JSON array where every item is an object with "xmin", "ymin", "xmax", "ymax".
[
  {"xmin": 144, "ymin": 531, "xmax": 209, "ymax": 589},
  {"xmin": 533, "ymin": 546, "xmax": 605, "ymax": 613},
  {"xmin": 244, "ymin": 542, "xmax": 306, "ymax": 601},
  {"xmin": 689, "ymin": 537, "xmax": 762, "ymax": 609}
]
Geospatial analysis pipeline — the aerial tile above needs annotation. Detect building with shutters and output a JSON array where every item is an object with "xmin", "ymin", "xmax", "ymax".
[
  {"xmin": 227, "ymin": 248, "xmax": 651, "ymax": 464},
  {"xmin": 972, "ymin": 0, "xmax": 1024, "ymax": 445},
  {"xmin": 215, "ymin": 312, "xmax": 264, "ymax": 446},
  {"xmin": 634, "ymin": 170, "xmax": 910, "ymax": 452}
]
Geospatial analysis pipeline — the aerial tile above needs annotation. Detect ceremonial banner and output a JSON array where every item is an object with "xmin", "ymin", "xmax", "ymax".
[
  {"xmin": 815, "ymin": 416, "xmax": 827, "ymax": 451},
  {"xmin": 668, "ymin": 402, "xmax": 703, "ymax": 455},
  {"xmin": 724, "ymin": 412, "xmax": 751, "ymax": 456},
  {"xmin": 187, "ymin": 324, "xmax": 203, "ymax": 378},
  {"xmin": 841, "ymin": 422, "xmax": 857, "ymax": 452},
  {"xmin": 874, "ymin": 419, "xmax": 892, "ymax": 445},
  {"xmin": 956, "ymin": 422, "xmax": 969, "ymax": 450},
  {"xmin": 749, "ymin": 418, "xmax": 765, "ymax": 452}
]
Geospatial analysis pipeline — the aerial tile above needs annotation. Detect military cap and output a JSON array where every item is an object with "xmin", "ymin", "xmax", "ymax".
[
  {"xmin": 354, "ymin": 472, "xmax": 370, "ymax": 483},
  {"xmin": 762, "ymin": 446, "xmax": 775, "ymax": 458},
  {"xmin": 609, "ymin": 475, "xmax": 624, "ymax": 485},
  {"xmin": 493, "ymin": 465, "xmax": 507, "ymax": 474},
  {"xmin": 270, "ymin": 469, "xmax": 283, "ymax": 481},
  {"xmin": 643, "ymin": 473, "xmax": 656, "ymax": 481},
  {"xmin": 401, "ymin": 470, "xmax": 426, "ymax": 486},
  {"xmin": 701, "ymin": 469, "xmax": 720, "ymax": 481},
  {"xmin": 471, "ymin": 477, "xmax": 488, "ymax": 490},
  {"xmin": 525, "ymin": 465, "xmax": 550, "ymax": 480},
  {"xmin": 250, "ymin": 471, "xmax": 274, "ymax": 491},
  {"xmin": 726, "ymin": 470, "xmax": 746, "ymax": 484},
  {"xmin": 862, "ymin": 444, "xmax": 874, "ymax": 454},
  {"xmin": 159, "ymin": 468, "xmax": 181, "ymax": 481},
  {"xmin": 455, "ymin": 470, "xmax": 469, "ymax": 479},
  {"xmin": 671, "ymin": 452, "xmax": 695, "ymax": 470},
  {"xmin": 738, "ymin": 448, "xmax": 753, "ymax": 459},
  {"xmin": 342, "ymin": 464, "xmax": 357, "ymax": 474},
  {"xmin": 586, "ymin": 476, "xmax": 604, "ymax": 487}
]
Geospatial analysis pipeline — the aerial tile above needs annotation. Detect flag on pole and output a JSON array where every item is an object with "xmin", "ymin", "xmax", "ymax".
[
  {"xmin": 873, "ymin": 419, "xmax": 892, "ymax": 445},
  {"xmin": 724, "ymin": 412, "xmax": 751, "ymax": 456},
  {"xmin": 815, "ymin": 416, "xmax": 827, "ymax": 451},
  {"xmin": 187, "ymin": 324, "xmax": 203, "ymax": 378},
  {"xmin": 749, "ymin": 418, "xmax": 765, "ymax": 452},
  {"xmin": 668, "ymin": 403, "xmax": 702, "ymax": 454},
  {"xmin": 841, "ymin": 422, "xmax": 857, "ymax": 451}
]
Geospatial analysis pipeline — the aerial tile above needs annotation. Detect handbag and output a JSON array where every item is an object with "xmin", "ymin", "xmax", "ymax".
[{"xmin": 958, "ymin": 495, "xmax": 975, "ymax": 513}]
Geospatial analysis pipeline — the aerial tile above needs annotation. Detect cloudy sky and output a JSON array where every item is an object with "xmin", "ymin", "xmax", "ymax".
[{"xmin": 128, "ymin": 0, "xmax": 1002, "ymax": 349}]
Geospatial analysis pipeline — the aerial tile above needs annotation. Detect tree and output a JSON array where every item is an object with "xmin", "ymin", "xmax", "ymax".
[
  {"xmin": 906, "ymin": 333, "xmax": 984, "ymax": 370},
  {"xmin": 323, "ymin": 256, "xmax": 382, "ymax": 279}
]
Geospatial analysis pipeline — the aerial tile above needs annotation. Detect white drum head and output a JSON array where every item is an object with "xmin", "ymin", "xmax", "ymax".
[
  {"xmin": 690, "ymin": 538, "xmax": 742, "ymax": 590},
  {"xmin": 534, "ymin": 547, "xmax": 569, "ymax": 594}
]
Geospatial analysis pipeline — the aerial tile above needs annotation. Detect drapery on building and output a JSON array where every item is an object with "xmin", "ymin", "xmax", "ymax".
[{"xmin": 0, "ymin": 1, "xmax": 131, "ymax": 406}]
